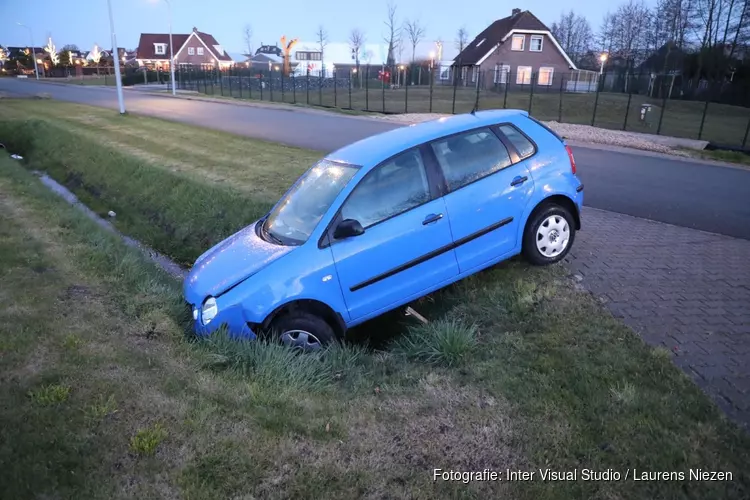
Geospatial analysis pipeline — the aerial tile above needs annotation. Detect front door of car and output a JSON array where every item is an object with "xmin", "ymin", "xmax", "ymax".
[
  {"xmin": 328, "ymin": 148, "xmax": 459, "ymax": 321},
  {"xmin": 428, "ymin": 125, "xmax": 535, "ymax": 274}
]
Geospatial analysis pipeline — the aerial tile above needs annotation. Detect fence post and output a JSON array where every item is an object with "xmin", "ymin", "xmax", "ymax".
[
  {"xmin": 382, "ymin": 68, "xmax": 386, "ymax": 113},
  {"xmin": 270, "ymin": 69, "xmax": 274, "ymax": 102},
  {"xmin": 292, "ymin": 72, "xmax": 296, "ymax": 103},
  {"xmin": 475, "ymin": 70, "xmax": 482, "ymax": 111},
  {"xmin": 743, "ymin": 115, "xmax": 750, "ymax": 148},
  {"xmin": 622, "ymin": 72, "xmax": 633, "ymax": 130},
  {"xmin": 228, "ymin": 67, "xmax": 232, "ymax": 97},
  {"xmin": 452, "ymin": 60, "xmax": 460, "ymax": 114},
  {"xmin": 698, "ymin": 85, "xmax": 711, "ymax": 140},
  {"xmin": 591, "ymin": 71, "xmax": 603, "ymax": 126},
  {"xmin": 528, "ymin": 72, "xmax": 535, "ymax": 114},
  {"xmin": 365, "ymin": 65, "xmax": 370, "ymax": 111},
  {"xmin": 503, "ymin": 70, "xmax": 510, "ymax": 109},
  {"xmin": 429, "ymin": 66, "xmax": 434, "ymax": 113},
  {"xmin": 319, "ymin": 69, "xmax": 323, "ymax": 106},
  {"xmin": 656, "ymin": 88, "xmax": 668, "ymax": 135},
  {"xmin": 238, "ymin": 68, "xmax": 243, "ymax": 99},
  {"xmin": 334, "ymin": 68, "xmax": 337, "ymax": 107},
  {"xmin": 348, "ymin": 69, "xmax": 352, "ymax": 109},
  {"xmin": 405, "ymin": 75, "xmax": 409, "ymax": 113},
  {"xmin": 281, "ymin": 69, "xmax": 285, "ymax": 103},
  {"xmin": 306, "ymin": 71, "xmax": 310, "ymax": 104},
  {"xmin": 558, "ymin": 73, "xmax": 564, "ymax": 122},
  {"xmin": 259, "ymin": 73, "xmax": 263, "ymax": 101},
  {"xmin": 219, "ymin": 68, "xmax": 224, "ymax": 96}
]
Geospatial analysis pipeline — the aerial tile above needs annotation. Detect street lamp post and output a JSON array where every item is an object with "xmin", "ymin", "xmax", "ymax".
[
  {"xmin": 16, "ymin": 23, "xmax": 39, "ymax": 79},
  {"xmin": 599, "ymin": 53, "xmax": 608, "ymax": 75},
  {"xmin": 106, "ymin": 0, "xmax": 126, "ymax": 114},
  {"xmin": 163, "ymin": 0, "xmax": 177, "ymax": 96}
]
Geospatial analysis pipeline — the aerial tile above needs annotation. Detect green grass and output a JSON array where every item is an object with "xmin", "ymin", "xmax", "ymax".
[
  {"xmin": 680, "ymin": 147, "xmax": 750, "ymax": 168},
  {"xmin": 1, "ymin": 99, "xmax": 749, "ymax": 499},
  {"xmin": 38, "ymin": 75, "xmax": 117, "ymax": 86},
  {"xmin": 196, "ymin": 80, "xmax": 750, "ymax": 146},
  {"xmin": 28, "ymin": 384, "xmax": 72, "ymax": 406}
]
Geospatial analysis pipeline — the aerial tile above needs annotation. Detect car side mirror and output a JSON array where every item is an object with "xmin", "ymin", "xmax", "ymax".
[{"xmin": 333, "ymin": 219, "xmax": 364, "ymax": 239}]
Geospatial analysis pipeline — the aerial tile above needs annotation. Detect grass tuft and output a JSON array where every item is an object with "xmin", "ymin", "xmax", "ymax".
[
  {"xmin": 28, "ymin": 384, "xmax": 71, "ymax": 406},
  {"xmin": 610, "ymin": 382, "xmax": 638, "ymax": 405},
  {"xmin": 86, "ymin": 394, "xmax": 118, "ymax": 420},
  {"xmin": 392, "ymin": 318, "xmax": 478, "ymax": 366},
  {"xmin": 130, "ymin": 423, "xmax": 167, "ymax": 456},
  {"xmin": 62, "ymin": 334, "xmax": 83, "ymax": 350}
]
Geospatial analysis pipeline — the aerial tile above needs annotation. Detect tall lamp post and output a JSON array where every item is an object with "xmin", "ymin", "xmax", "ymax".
[
  {"xmin": 163, "ymin": 0, "xmax": 177, "ymax": 95},
  {"xmin": 16, "ymin": 23, "xmax": 39, "ymax": 79},
  {"xmin": 106, "ymin": 0, "xmax": 126, "ymax": 113},
  {"xmin": 599, "ymin": 52, "xmax": 608, "ymax": 75}
]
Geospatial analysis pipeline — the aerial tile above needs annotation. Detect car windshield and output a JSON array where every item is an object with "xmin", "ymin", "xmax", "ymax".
[{"xmin": 263, "ymin": 160, "xmax": 358, "ymax": 245}]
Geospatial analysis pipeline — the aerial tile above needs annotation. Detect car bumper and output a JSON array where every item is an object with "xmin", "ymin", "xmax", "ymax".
[{"xmin": 188, "ymin": 302, "xmax": 257, "ymax": 339}]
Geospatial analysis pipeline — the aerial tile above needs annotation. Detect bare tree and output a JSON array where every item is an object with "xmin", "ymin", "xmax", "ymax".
[
  {"xmin": 404, "ymin": 18, "xmax": 426, "ymax": 62},
  {"xmin": 383, "ymin": 1, "xmax": 400, "ymax": 67},
  {"xmin": 551, "ymin": 10, "xmax": 593, "ymax": 66},
  {"xmin": 243, "ymin": 24, "xmax": 253, "ymax": 57},
  {"xmin": 349, "ymin": 28, "xmax": 365, "ymax": 70},
  {"xmin": 315, "ymin": 25, "xmax": 329, "ymax": 75},
  {"xmin": 455, "ymin": 26, "xmax": 469, "ymax": 53}
]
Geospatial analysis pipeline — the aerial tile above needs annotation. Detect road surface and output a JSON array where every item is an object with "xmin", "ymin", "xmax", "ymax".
[{"xmin": 2, "ymin": 78, "xmax": 749, "ymax": 239}]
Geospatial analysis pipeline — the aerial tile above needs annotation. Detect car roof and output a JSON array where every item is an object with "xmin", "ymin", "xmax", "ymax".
[{"xmin": 326, "ymin": 109, "xmax": 531, "ymax": 168}]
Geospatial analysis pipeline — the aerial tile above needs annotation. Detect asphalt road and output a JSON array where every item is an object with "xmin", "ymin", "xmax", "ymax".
[{"xmin": 2, "ymin": 78, "xmax": 749, "ymax": 240}]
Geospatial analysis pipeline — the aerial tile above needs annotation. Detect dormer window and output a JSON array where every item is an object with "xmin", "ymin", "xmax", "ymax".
[{"xmin": 154, "ymin": 43, "xmax": 167, "ymax": 55}]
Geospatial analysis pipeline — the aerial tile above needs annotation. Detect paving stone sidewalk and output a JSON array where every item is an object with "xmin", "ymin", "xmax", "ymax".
[{"xmin": 565, "ymin": 207, "xmax": 750, "ymax": 428}]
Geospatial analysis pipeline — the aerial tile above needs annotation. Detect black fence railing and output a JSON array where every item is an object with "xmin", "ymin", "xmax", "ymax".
[{"xmin": 174, "ymin": 65, "xmax": 750, "ymax": 148}]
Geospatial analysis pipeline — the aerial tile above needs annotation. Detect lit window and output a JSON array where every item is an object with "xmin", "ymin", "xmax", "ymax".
[
  {"xmin": 530, "ymin": 36, "xmax": 543, "ymax": 52},
  {"xmin": 197, "ymin": 47, "xmax": 204, "ymax": 55},
  {"xmin": 494, "ymin": 64, "xmax": 510, "ymax": 84},
  {"xmin": 188, "ymin": 47, "xmax": 195, "ymax": 55},
  {"xmin": 538, "ymin": 67, "xmax": 554, "ymax": 86},
  {"xmin": 516, "ymin": 66, "xmax": 532, "ymax": 85},
  {"xmin": 511, "ymin": 35, "xmax": 525, "ymax": 51}
]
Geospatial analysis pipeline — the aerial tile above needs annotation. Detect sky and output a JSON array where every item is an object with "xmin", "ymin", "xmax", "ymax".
[{"xmin": 1, "ymin": 0, "xmax": 634, "ymax": 61}]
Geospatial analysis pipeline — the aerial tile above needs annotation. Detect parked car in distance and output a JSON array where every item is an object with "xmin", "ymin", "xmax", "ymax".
[{"xmin": 184, "ymin": 110, "xmax": 584, "ymax": 351}]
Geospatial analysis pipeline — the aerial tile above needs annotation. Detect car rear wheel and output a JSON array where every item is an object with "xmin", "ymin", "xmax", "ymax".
[
  {"xmin": 522, "ymin": 204, "xmax": 576, "ymax": 266},
  {"xmin": 271, "ymin": 312, "xmax": 336, "ymax": 352}
]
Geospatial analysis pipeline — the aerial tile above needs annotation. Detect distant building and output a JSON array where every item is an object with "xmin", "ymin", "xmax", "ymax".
[{"xmin": 135, "ymin": 27, "xmax": 233, "ymax": 68}]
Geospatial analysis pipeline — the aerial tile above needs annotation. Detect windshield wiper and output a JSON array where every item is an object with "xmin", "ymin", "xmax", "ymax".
[{"xmin": 261, "ymin": 221, "xmax": 285, "ymax": 245}]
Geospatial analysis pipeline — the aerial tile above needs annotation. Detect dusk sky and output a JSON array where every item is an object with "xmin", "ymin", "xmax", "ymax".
[{"xmin": 2, "ymin": 0, "xmax": 631, "ymax": 59}]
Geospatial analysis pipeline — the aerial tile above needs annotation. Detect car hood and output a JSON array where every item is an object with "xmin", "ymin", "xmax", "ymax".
[{"xmin": 184, "ymin": 221, "xmax": 294, "ymax": 304}]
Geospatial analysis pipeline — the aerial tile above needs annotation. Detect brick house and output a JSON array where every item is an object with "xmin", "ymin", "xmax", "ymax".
[
  {"xmin": 453, "ymin": 9, "xmax": 576, "ymax": 88},
  {"xmin": 136, "ymin": 27, "xmax": 233, "ymax": 68}
]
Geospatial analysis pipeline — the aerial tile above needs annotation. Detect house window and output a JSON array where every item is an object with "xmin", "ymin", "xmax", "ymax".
[
  {"xmin": 511, "ymin": 35, "xmax": 525, "ymax": 51},
  {"xmin": 461, "ymin": 66, "xmax": 468, "ymax": 81},
  {"xmin": 440, "ymin": 66, "xmax": 451, "ymax": 80},
  {"xmin": 188, "ymin": 47, "xmax": 195, "ymax": 56},
  {"xmin": 471, "ymin": 66, "xmax": 477, "ymax": 83},
  {"xmin": 197, "ymin": 47, "xmax": 204, "ymax": 55},
  {"xmin": 154, "ymin": 43, "xmax": 166, "ymax": 55},
  {"xmin": 494, "ymin": 64, "xmax": 510, "ymax": 84},
  {"xmin": 538, "ymin": 67, "xmax": 554, "ymax": 86},
  {"xmin": 516, "ymin": 66, "xmax": 532, "ymax": 85},
  {"xmin": 530, "ymin": 36, "xmax": 543, "ymax": 52},
  {"xmin": 296, "ymin": 51, "xmax": 322, "ymax": 61}
]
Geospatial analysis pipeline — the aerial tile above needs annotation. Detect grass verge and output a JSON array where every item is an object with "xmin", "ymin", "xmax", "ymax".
[
  {"xmin": 1, "ymin": 100, "xmax": 749, "ymax": 499},
  {"xmin": 679, "ymin": 147, "xmax": 750, "ymax": 169}
]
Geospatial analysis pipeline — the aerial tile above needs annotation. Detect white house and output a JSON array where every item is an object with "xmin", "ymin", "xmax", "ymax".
[{"xmin": 290, "ymin": 42, "xmax": 390, "ymax": 77}]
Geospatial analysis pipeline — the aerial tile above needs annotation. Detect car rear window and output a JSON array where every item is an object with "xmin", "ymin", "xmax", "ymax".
[{"xmin": 498, "ymin": 124, "xmax": 536, "ymax": 159}]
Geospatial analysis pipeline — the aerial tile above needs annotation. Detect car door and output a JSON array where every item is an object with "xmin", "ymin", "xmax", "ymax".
[
  {"xmin": 428, "ymin": 125, "xmax": 535, "ymax": 274},
  {"xmin": 328, "ymin": 147, "xmax": 459, "ymax": 321}
]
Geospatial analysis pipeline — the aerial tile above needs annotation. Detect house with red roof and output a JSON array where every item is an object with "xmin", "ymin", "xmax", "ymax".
[{"xmin": 135, "ymin": 27, "xmax": 233, "ymax": 69}]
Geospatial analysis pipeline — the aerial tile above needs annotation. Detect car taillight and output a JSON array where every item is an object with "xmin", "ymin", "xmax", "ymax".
[{"xmin": 565, "ymin": 144, "xmax": 577, "ymax": 174}]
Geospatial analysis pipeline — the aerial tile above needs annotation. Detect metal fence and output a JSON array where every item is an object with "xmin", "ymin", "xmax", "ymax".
[{"xmin": 174, "ymin": 65, "xmax": 750, "ymax": 148}]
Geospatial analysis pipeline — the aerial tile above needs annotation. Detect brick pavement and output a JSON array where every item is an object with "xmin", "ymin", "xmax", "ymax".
[{"xmin": 565, "ymin": 207, "xmax": 750, "ymax": 427}]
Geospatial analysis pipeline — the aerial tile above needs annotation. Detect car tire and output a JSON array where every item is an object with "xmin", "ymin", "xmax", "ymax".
[
  {"xmin": 270, "ymin": 312, "xmax": 337, "ymax": 352},
  {"xmin": 522, "ymin": 204, "xmax": 576, "ymax": 266}
]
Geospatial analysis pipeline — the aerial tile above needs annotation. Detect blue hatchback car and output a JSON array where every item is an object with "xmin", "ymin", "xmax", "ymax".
[{"xmin": 184, "ymin": 110, "xmax": 583, "ymax": 350}]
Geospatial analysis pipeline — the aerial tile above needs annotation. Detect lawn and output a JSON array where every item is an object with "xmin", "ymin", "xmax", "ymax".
[
  {"xmin": 38, "ymin": 75, "xmax": 118, "ymax": 86},
  {"xmin": 191, "ymin": 78, "xmax": 750, "ymax": 147},
  {"xmin": 1, "ymin": 99, "xmax": 749, "ymax": 499}
]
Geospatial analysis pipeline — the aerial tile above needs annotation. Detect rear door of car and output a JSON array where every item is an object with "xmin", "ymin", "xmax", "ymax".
[
  {"xmin": 326, "ymin": 147, "xmax": 459, "ymax": 322},
  {"xmin": 425, "ymin": 124, "xmax": 537, "ymax": 274}
]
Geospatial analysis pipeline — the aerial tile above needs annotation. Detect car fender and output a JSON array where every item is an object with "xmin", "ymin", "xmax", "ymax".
[{"xmin": 516, "ymin": 180, "xmax": 581, "ymax": 243}]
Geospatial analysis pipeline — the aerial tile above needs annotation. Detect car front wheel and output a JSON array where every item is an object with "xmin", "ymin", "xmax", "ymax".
[
  {"xmin": 270, "ymin": 312, "xmax": 336, "ymax": 352},
  {"xmin": 522, "ymin": 204, "xmax": 576, "ymax": 265}
]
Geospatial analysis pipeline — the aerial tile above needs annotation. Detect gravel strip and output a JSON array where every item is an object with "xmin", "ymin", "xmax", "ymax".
[{"xmin": 375, "ymin": 113, "xmax": 707, "ymax": 155}]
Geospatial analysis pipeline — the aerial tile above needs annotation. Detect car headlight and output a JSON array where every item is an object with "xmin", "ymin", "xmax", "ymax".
[{"xmin": 201, "ymin": 297, "xmax": 218, "ymax": 325}]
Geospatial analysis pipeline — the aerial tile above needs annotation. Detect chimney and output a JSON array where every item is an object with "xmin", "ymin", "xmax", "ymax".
[
  {"xmin": 512, "ymin": 8, "xmax": 521, "ymax": 16},
  {"xmin": 192, "ymin": 27, "xmax": 198, "ymax": 32}
]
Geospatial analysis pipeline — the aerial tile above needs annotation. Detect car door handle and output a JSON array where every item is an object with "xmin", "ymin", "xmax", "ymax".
[
  {"xmin": 422, "ymin": 213, "xmax": 444, "ymax": 225},
  {"xmin": 510, "ymin": 176, "xmax": 528, "ymax": 187}
]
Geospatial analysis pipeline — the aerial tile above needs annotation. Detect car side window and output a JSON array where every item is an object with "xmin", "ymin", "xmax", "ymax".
[
  {"xmin": 429, "ymin": 128, "xmax": 512, "ymax": 191},
  {"xmin": 340, "ymin": 148, "xmax": 431, "ymax": 228},
  {"xmin": 498, "ymin": 124, "xmax": 536, "ymax": 159}
]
